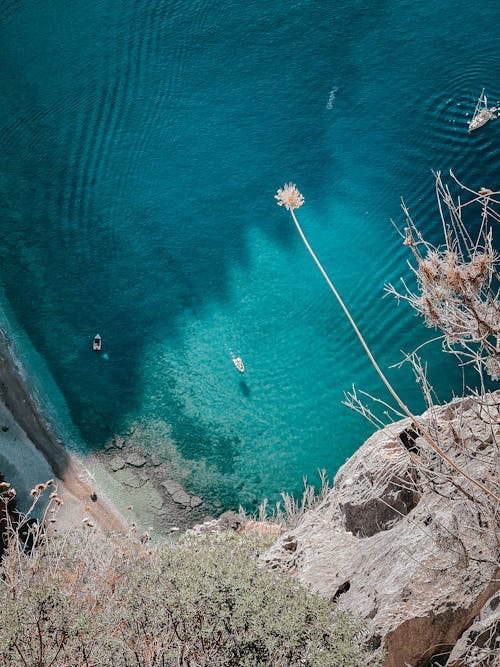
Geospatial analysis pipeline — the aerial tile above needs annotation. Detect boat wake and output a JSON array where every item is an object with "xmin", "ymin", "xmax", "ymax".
[{"xmin": 326, "ymin": 86, "xmax": 339, "ymax": 110}]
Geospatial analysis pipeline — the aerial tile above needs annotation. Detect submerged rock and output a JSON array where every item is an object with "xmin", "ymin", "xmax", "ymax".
[
  {"xmin": 109, "ymin": 455, "xmax": 125, "ymax": 472},
  {"xmin": 150, "ymin": 454, "xmax": 162, "ymax": 467},
  {"xmin": 113, "ymin": 469, "xmax": 144, "ymax": 488},
  {"xmin": 114, "ymin": 435, "xmax": 125, "ymax": 449},
  {"xmin": 126, "ymin": 452, "xmax": 147, "ymax": 467},
  {"xmin": 162, "ymin": 479, "xmax": 191, "ymax": 506},
  {"xmin": 140, "ymin": 481, "xmax": 164, "ymax": 511}
]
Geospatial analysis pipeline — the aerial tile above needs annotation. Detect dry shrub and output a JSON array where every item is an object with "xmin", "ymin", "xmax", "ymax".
[{"xmin": 0, "ymin": 485, "xmax": 379, "ymax": 666}]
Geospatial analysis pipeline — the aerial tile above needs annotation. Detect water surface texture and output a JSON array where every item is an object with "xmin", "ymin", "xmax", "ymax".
[{"xmin": 0, "ymin": 0, "xmax": 499, "ymax": 510}]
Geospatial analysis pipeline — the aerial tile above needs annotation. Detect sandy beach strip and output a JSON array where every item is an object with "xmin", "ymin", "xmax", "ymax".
[{"xmin": 0, "ymin": 328, "xmax": 128, "ymax": 535}]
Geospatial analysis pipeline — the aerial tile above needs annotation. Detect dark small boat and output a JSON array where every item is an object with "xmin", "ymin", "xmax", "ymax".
[{"xmin": 93, "ymin": 334, "xmax": 102, "ymax": 351}]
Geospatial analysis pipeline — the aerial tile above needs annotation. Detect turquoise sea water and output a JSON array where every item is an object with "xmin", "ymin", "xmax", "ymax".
[{"xmin": 0, "ymin": 0, "xmax": 499, "ymax": 512}]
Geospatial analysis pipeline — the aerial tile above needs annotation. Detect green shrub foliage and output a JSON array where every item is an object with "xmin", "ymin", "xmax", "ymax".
[{"xmin": 0, "ymin": 526, "xmax": 379, "ymax": 666}]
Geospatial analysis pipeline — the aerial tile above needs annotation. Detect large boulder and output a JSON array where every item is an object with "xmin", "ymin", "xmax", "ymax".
[{"xmin": 264, "ymin": 393, "xmax": 499, "ymax": 667}]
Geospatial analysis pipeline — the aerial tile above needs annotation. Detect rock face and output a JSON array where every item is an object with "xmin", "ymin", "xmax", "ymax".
[
  {"xmin": 446, "ymin": 592, "xmax": 499, "ymax": 666},
  {"xmin": 264, "ymin": 393, "xmax": 500, "ymax": 667}
]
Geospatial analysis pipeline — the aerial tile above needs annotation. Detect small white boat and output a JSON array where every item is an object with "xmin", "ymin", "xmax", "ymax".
[
  {"xmin": 93, "ymin": 334, "xmax": 102, "ymax": 351},
  {"xmin": 468, "ymin": 89, "xmax": 497, "ymax": 132},
  {"xmin": 231, "ymin": 353, "xmax": 245, "ymax": 373}
]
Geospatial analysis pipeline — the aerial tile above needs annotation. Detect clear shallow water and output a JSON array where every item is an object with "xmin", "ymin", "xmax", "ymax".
[{"xmin": 0, "ymin": 0, "xmax": 499, "ymax": 511}]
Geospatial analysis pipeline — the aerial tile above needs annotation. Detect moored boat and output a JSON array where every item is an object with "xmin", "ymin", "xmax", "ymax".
[
  {"xmin": 93, "ymin": 334, "xmax": 102, "ymax": 351},
  {"xmin": 468, "ymin": 89, "xmax": 497, "ymax": 132},
  {"xmin": 231, "ymin": 353, "xmax": 245, "ymax": 373}
]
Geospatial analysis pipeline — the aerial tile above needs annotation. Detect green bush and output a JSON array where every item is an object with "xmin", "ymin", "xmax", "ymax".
[{"xmin": 0, "ymin": 525, "xmax": 380, "ymax": 666}]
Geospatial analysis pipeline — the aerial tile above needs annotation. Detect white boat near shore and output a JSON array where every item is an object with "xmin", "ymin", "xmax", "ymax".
[
  {"xmin": 231, "ymin": 353, "xmax": 245, "ymax": 373},
  {"xmin": 468, "ymin": 89, "xmax": 497, "ymax": 132}
]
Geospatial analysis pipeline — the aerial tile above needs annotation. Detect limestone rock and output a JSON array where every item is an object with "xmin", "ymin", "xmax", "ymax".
[
  {"xmin": 264, "ymin": 393, "xmax": 500, "ymax": 667},
  {"xmin": 126, "ymin": 452, "xmax": 147, "ymax": 467},
  {"xmin": 218, "ymin": 510, "xmax": 244, "ymax": 531},
  {"xmin": 162, "ymin": 479, "xmax": 191, "ymax": 506},
  {"xmin": 150, "ymin": 454, "xmax": 162, "ymax": 467},
  {"xmin": 140, "ymin": 481, "xmax": 164, "ymax": 511},
  {"xmin": 186, "ymin": 519, "xmax": 219, "ymax": 537},
  {"xmin": 109, "ymin": 456, "xmax": 125, "ymax": 472}
]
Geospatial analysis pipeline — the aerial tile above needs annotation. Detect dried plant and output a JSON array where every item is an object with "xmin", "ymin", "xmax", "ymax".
[
  {"xmin": 275, "ymin": 180, "xmax": 499, "ymax": 505},
  {"xmin": 255, "ymin": 469, "xmax": 331, "ymax": 528},
  {"xmin": 386, "ymin": 170, "xmax": 500, "ymax": 384}
]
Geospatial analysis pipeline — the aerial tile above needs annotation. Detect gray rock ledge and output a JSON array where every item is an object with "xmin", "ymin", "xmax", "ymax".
[{"xmin": 263, "ymin": 392, "xmax": 500, "ymax": 667}]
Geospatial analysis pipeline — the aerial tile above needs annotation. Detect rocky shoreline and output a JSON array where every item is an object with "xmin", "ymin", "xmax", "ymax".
[
  {"xmin": 90, "ymin": 431, "xmax": 209, "ymax": 534},
  {"xmin": 1, "ymin": 322, "xmax": 498, "ymax": 664},
  {"xmin": 0, "ymin": 329, "xmax": 69, "ymax": 478},
  {"xmin": 0, "ymin": 326, "xmax": 213, "ymax": 536},
  {"xmin": 0, "ymin": 328, "xmax": 127, "ymax": 534}
]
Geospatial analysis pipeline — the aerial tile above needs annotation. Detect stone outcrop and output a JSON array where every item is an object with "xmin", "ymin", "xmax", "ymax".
[
  {"xmin": 264, "ymin": 393, "xmax": 500, "ymax": 667},
  {"xmin": 447, "ymin": 592, "xmax": 499, "ymax": 666},
  {"xmin": 126, "ymin": 452, "xmax": 147, "ymax": 467},
  {"xmin": 109, "ymin": 455, "xmax": 126, "ymax": 471},
  {"xmin": 162, "ymin": 479, "xmax": 191, "ymax": 506}
]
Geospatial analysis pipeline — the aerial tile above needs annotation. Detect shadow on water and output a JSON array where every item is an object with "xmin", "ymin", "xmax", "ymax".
[{"xmin": 239, "ymin": 381, "xmax": 250, "ymax": 398}]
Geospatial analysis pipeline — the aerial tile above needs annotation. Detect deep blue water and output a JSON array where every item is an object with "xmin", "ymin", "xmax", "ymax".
[{"xmin": 0, "ymin": 0, "xmax": 499, "ymax": 512}]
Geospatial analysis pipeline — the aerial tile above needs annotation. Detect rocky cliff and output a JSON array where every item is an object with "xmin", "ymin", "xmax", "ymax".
[{"xmin": 264, "ymin": 393, "xmax": 499, "ymax": 667}]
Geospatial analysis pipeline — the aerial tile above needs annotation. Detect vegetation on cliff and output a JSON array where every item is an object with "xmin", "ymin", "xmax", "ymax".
[{"xmin": 0, "ymin": 485, "xmax": 379, "ymax": 666}]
